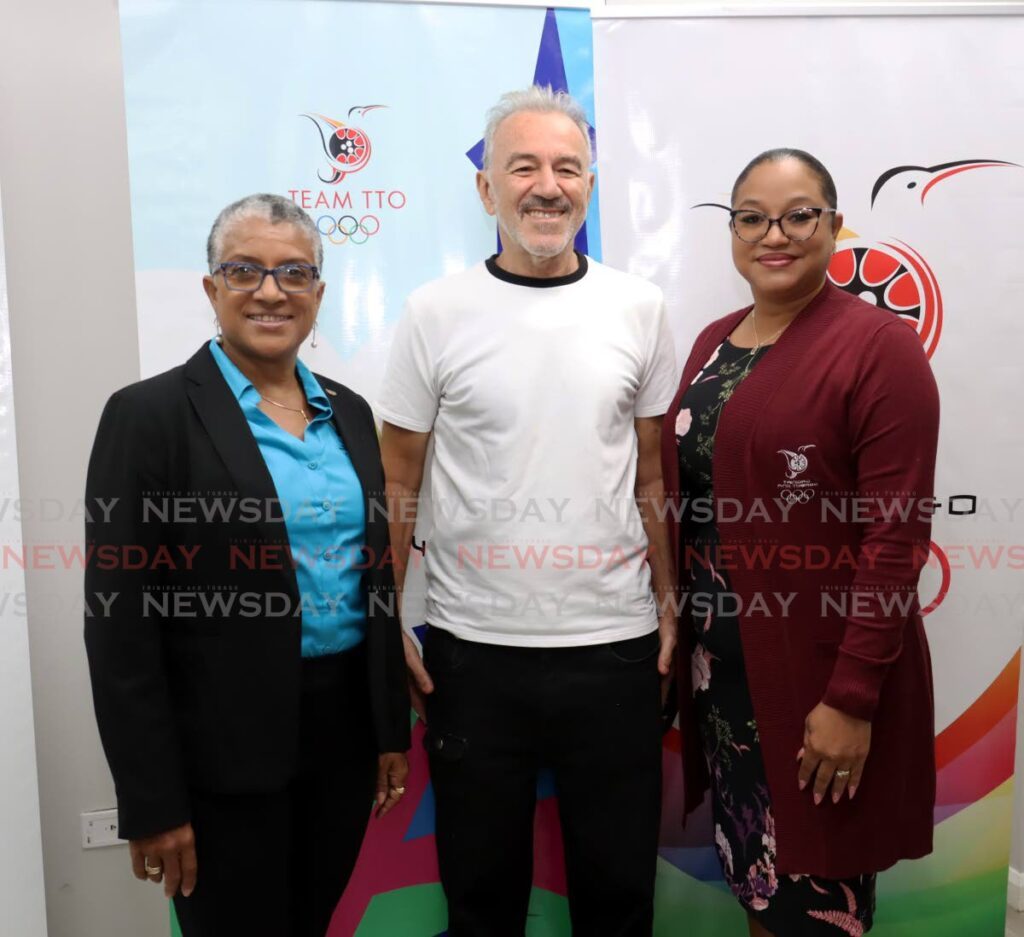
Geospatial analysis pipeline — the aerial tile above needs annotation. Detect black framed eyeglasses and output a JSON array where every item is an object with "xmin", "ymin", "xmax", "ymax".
[
  {"xmin": 693, "ymin": 203, "xmax": 837, "ymax": 243},
  {"xmin": 212, "ymin": 262, "xmax": 320, "ymax": 293}
]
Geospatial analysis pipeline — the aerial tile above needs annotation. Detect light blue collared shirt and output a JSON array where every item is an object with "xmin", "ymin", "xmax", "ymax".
[{"xmin": 209, "ymin": 340, "xmax": 367, "ymax": 656}]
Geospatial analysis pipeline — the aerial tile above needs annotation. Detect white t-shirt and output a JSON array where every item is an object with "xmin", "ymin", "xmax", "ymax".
[{"xmin": 376, "ymin": 255, "xmax": 677, "ymax": 647}]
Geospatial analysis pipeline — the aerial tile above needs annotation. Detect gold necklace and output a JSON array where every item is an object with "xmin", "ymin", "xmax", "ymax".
[
  {"xmin": 738, "ymin": 308, "xmax": 788, "ymax": 377},
  {"xmin": 750, "ymin": 307, "xmax": 788, "ymax": 351},
  {"xmin": 259, "ymin": 393, "xmax": 310, "ymax": 425}
]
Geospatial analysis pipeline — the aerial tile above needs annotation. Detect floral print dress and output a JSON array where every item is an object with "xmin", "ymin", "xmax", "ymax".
[{"xmin": 676, "ymin": 338, "xmax": 876, "ymax": 936}]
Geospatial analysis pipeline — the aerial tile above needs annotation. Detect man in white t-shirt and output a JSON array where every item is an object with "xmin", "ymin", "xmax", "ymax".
[{"xmin": 377, "ymin": 86, "xmax": 677, "ymax": 936}]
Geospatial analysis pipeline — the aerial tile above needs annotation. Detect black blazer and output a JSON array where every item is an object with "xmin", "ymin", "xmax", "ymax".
[{"xmin": 84, "ymin": 345, "xmax": 410, "ymax": 841}]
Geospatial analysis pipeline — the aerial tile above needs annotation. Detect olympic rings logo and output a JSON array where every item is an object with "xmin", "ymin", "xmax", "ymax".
[
  {"xmin": 316, "ymin": 214, "xmax": 381, "ymax": 246},
  {"xmin": 780, "ymin": 488, "xmax": 815, "ymax": 504}
]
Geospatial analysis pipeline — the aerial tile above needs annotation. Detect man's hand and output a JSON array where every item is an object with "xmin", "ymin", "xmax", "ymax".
[
  {"xmin": 382, "ymin": 422, "xmax": 434, "ymax": 724},
  {"xmin": 375, "ymin": 752, "xmax": 410, "ymax": 818},
  {"xmin": 797, "ymin": 701, "xmax": 871, "ymax": 804},
  {"xmin": 403, "ymin": 630, "xmax": 434, "ymax": 723},
  {"xmin": 656, "ymin": 610, "xmax": 677, "ymax": 705},
  {"xmin": 129, "ymin": 822, "xmax": 197, "ymax": 899},
  {"xmin": 634, "ymin": 415, "xmax": 677, "ymax": 708}
]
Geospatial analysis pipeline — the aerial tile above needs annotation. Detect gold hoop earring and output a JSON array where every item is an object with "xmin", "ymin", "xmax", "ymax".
[{"xmin": 311, "ymin": 322, "xmax": 319, "ymax": 349}]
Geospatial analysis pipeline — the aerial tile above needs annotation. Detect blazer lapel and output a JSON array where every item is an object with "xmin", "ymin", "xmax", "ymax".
[
  {"xmin": 322, "ymin": 387, "xmax": 379, "ymax": 542},
  {"xmin": 183, "ymin": 345, "xmax": 288, "ymax": 548}
]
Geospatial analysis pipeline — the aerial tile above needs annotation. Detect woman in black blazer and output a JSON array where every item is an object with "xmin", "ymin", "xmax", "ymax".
[{"xmin": 85, "ymin": 194, "xmax": 410, "ymax": 937}]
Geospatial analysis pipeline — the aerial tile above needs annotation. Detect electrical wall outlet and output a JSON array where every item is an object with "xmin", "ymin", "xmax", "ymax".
[{"xmin": 81, "ymin": 808, "xmax": 121, "ymax": 849}]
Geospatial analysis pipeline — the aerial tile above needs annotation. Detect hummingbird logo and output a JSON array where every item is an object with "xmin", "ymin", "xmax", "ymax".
[
  {"xmin": 869, "ymin": 158, "xmax": 1019, "ymax": 207},
  {"xmin": 829, "ymin": 157, "xmax": 1021, "ymax": 360},
  {"xmin": 778, "ymin": 445, "xmax": 815, "ymax": 480},
  {"xmin": 302, "ymin": 105, "xmax": 386, "ymax": 184}
]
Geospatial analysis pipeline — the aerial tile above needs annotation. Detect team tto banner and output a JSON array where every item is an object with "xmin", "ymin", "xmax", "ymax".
[
  {"xmin": 594, "ymin": 11, "xmax": 1024, "ymax": 937},
  {"xmin": 119, "ymin": 2, "xmax": 599, "ymax": 934}
]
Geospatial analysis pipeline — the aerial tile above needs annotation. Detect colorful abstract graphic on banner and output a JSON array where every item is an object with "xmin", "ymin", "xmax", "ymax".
[
  {"xmin": 594, "ymin": 12, "xmax": 1024, "ymax": 936},
  {"xmin": 119, "ymin": 2, "xmax": 598, "ymax": 935}
]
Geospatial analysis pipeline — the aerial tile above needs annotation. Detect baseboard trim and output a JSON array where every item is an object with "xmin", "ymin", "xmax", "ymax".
[{"xmin": 1010, "ymin": 866, "xmax": 1024, "ymax": 912}]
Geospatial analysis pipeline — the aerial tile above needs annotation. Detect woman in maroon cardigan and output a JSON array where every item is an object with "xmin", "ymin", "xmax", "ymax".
[{"xmin": 662, "ymin": 149, "xmax": 939, "ymax": 936}]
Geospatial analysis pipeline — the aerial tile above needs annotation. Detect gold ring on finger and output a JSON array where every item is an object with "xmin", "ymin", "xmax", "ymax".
[
  {"xmin": 144, "ymin": 859, "xmax": 163, "ymax": 877},
  {"xmin": 390, "ymin": 786, "xmax": 406, "ymax": 795},
  {"xmin": 834, "ymin": 769, "xmax": 851, "ymax": 779}
]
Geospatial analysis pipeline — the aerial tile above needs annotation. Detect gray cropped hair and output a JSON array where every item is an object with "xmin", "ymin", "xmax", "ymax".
[
  {"xmin": 206, "ymin": 193, "xmax": 323, "ymax": 269},
  {"xmin": 482, "ymin": 85, "xmax": 592, "ymax": 171}
]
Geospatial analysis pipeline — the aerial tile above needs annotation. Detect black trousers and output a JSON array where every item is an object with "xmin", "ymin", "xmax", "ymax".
[
  {"xmin": 423, "ymin": 627, "xmax": 663, "ymax": 937},
  {"xmin": 173, "ymin": 647, "xmax": 377, "ymax": 937}
]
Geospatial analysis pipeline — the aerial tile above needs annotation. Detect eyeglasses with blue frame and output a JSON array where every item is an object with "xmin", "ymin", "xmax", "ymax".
[{"xmin": 212, "ymin": 262, "xmax": 320, "ymax": 293}]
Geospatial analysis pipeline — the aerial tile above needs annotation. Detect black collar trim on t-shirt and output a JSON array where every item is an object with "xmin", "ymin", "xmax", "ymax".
[{"xmin": 485, "ymin": 252, "xmax": 589, "ymax": 288}]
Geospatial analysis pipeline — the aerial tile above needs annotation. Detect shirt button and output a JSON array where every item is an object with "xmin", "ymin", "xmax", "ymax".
[
  {"xmin": 307, "ymin": 461, "xmax": 318, "ymax": 470},
  {"xmin": 321, "ymin": 500, "xmax": 331, "ymax": 511}
]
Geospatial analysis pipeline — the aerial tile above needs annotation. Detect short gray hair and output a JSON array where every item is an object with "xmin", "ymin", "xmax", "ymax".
[
  {"xmin": 206, "ymin": 193, "xmax": 323, "ymax": 269},
  {"xmin": 482, "ymin": 85, "xmax": 592, "ymax": 171}
]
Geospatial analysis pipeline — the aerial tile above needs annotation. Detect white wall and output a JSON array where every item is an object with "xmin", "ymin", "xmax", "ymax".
[
  {"xmin": 0, "ymin": 185, "xmax": 48, "ymax": 937},
  {"xmin": 0, "ymin": 0, "xmax": 166, "ymax": 934}
]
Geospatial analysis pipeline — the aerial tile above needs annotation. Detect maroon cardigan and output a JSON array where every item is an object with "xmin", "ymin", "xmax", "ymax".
[{"xmin": 662, "ymin": 283, "xmax": 940, "ymax": 878}]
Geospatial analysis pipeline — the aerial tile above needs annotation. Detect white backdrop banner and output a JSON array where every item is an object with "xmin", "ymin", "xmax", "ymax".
[{"xmin": 595, "ymin": 12, "xmax": 1024, "ymax": 936}]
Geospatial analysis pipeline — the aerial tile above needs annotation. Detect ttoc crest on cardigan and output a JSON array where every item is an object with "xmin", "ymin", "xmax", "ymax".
[{"xmin": 777, "ymin": 444, "xmax": 819, "ymax": 504}]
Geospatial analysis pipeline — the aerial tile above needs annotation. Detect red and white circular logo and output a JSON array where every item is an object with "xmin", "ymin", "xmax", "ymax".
[{"xmin": 828, "ymin": 239, "xmax": 943, "ymax": 359}]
